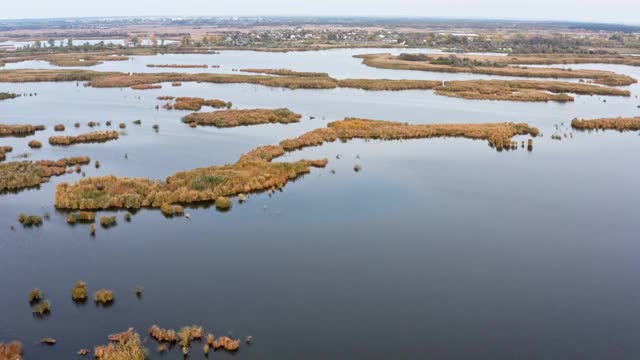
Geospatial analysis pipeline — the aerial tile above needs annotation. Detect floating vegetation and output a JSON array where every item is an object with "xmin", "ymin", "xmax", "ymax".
[
  {"xmin": 149, "ymin": 325, "xmax": 178, "ymax": 343},
  {"xmin": 54, "ymin": 124, "xmax": 65, "ymax": 132},
  {"xmin": 0, "ymin": 124, "xmax": 45, "ymax": 137},
  {"xmin": 94, "ymin": 289, "xmax": 115, "ymax": 304},
  {"xmin": 95, "ymin": 160, "xmax": 101, "ymax": 168},
  {"xmin": 135, "ymin": 286, "xmax": 142, "ymax": 296},
  {"xmin": 130, "ymin": 84, "xmax": 161, "ymax": 90},
  {"xmin": 124, "ymin": 212, "xmax": 132, "ymax": 222},
  {"xmin": 240, "ymin": 68, "xmax": 330, "ymax": 77},
  {"xmin": 146, "ymin": 64, "xmax": 208, "ymax": 68},
  {"xmin": 100, "ymin": 216, "xmax": 117, "ymax": 228},
  {"xmin": 72, "ymin": 281, "xmax": 88, "ymax": 301},
  {"xmin": 49, "ymin": 131, "xmax": 119, "ymax": 145},
  {"xmin": 0, "ymin": 341, "xmax": 22, "ymax": 359},
  {"xmin": 160, "ymin": 203, "xmax": 184, "ymax": 216},
  {"xmin": 215, "ymin": 196, "xmax": 232, "ymax": 210},
  {"xmin": 571, "ymin": 116, "xmax": 640, "ymax": 131},
  {"xmin": 157, "ymin": 96, "xmax": 174, "ymax": 101},
  {"xmin": 40, "ymin": 337, "xmax": 56, "ymax": 345},
  {"xmin": 18, "ymin": 213, "xmax": 43, "ymax": 227},
  {"xmin": 66, "ymin": 211, "xmax": 96, "ymax": 223},
  {"xmin": 132, "ymin": 119, "xmax": 142, "ymax": 125},
  {"xmin": 0, "ymin": 92, "xmax": 19, "ymax": 100},
  {"xmin": 182, "ymin": 108, "xmax": 301, "ymax": 128},
  {"xmin": 32, "ymin": 300, "xmax": 51, "ymax": 315},
  {"xmin": 166, "ymin": 97, "xmax": 232, "ymax": 111},
  {"xmin": 356, "ymin": 53, "xmax": 637, "ymax": 86},
  {"xmin": 26, "ymin": 140, "xmax": 42, "ymax": 151},
  {"xmin": 118, "ymin": 123, "xmax": 126, "ymax": 129},
  {"xmin": 29, "ymin": 288, "xmax": 43, "ymax": 303},
  {"xmin": 94, "ymin": 328, "xmax": 146, "ymax": 360}
]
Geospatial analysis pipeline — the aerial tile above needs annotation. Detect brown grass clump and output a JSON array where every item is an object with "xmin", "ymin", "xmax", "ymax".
[
  {"xmin": 66, "ymin": 211, "xmax": 96, "ymax": 223},
  {"xmin": 72, "ymin": 281, "xmax": 88, "ymax": 301},
  {"xmin": 28, "ymin": 140, "xmax": 42, "ymax": 148},
  {"xmin": 32, "ymin": 300, "xmax": 51, "ymax": 315},
  {"xmin": 169, "ymin": 97, "xmax": 232, "ymax": 111},
  {"xmin": 29, "ymin": 288, "xmax": 42, "ymax": 303},
  {"xmin": 18, "ymin": 213, "xmax": 42, "ymax": 226},
  {"xmin": 356, "ymin": 53, "xmax": 637, "ymax": 86},
  {"xmin": 54, "ymin": 124, "xmax": 65, "ymax": 132},
  {"xmin": 0, "ymin": 341, "xmax": 22, "ymax": 360},
  {"xmin": 1, "ymin": 156, "xmax": 90, "ymax": 192},
  {"xmin": 149, "ymin": 325, "xmax": 178, "ymax": 343},
  {"xmin": 94, "ymin": 289, "xmax": 115, "ymax": 304},
  {"xmin": 147, "ymin": 64, "xmax": 208, "ymax": 68},
  {"xmin": 94, "ymin": 328, "xmax": 146, "ymax": 360},
  {"xmin": 131, "ymin": 84, "xmax": 161, "ymax": 90},
  {"xmin": 211, "ymin": 336, "xmax": 240, "ymax": 352},
  {"xmin": 215, "ymin": 196, "xmax": 232, "ymax": 210},
  {"xmin": 240, "ymin": 68, "xmax": 330, "ymax": 78},
  {"xmin": 160, "ymin": 203, "xmax": 184, "ymax": 216},
  {"xmin": 49, "ymin": 131, "xmax": 119, "ymax": 145},
  {"xmin": 0, "ymin": 146, "xmax": 12, "ymax": 162},
  {"xmin": 157, "ymin": 96, "xmax": 175, "ymax": 101},
  {"xmin": 100, "ymin": 216, "xmax": 117, "ymax": 228},
  {"xmin": 171, "ymin": 82, "xmax": 182, "ymax": 87},
  {"xmin": 182, "ymin": 108, "xmax": 301, "ymax": 128},
  {"xmin": 571, "ymin": 116, "xmax": 640, "ymax": 131}
]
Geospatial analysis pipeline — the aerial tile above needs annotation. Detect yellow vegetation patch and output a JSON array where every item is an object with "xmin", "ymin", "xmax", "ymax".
[{"xmin": 1, "ymin": 156, "xmax": 90, "ymax": 192}]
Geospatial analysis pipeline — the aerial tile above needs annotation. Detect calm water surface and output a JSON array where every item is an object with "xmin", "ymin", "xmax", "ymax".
[{"xmin": 1, "ymin": 49, "xmax": 640, "ymax": 359}]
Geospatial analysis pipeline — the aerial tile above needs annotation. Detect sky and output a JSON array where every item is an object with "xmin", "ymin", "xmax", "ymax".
[{"xmin": 2, "ymin": 0, "xmax": 640, "ymax": 24}]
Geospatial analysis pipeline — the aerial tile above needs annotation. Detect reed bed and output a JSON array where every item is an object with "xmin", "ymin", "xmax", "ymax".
[
  {"xmin": 149, "ymin": 325, "xmax": 178, "ymax": 343},
  {"xmin": 240, "ymin": 68, "xmax": 330, "ymax": 77},
  {"xmin": 0, "ymin": 124, "xmax": 45, "ymax": 137},
  {"xmin": 338, "ymin": 79, "xmax": 441, "ymax": 91},
  {"xmin": 44, "ymin": 54, "xmax": 129, "ymax": 67},
  {"xmin": 54, "ymin": 118, "xmax": 536, "ymax": 210},
  {"xmin": 0, "ymin": 156, "xmax": 90, "ymax": 192},
  {"xmin": 434, "ymin": 79, "xmax": 629, "ymax": 102},
  {"xmin": 571, "ymin": 116, "xmax": 640, "ymax": 131},
  {"xmin": 356, "ymin": 53, "xmax": 637, "ymax": 86},
  {"xmin": 49, "ymin": 131, "xmax": 119, "ymax": 145},
  {"xmin": 0, "ymin": 69, "xmax": 628, "ymax": 102},
  {"xmin": 146, "ymin": 64, "xmax": 208, "ymax": 68},
  {"xmin": 426, "ymin": 53, "xmax": 640, "ymax": 67},
  {"xmin": 0, "ymin": 341, "xmax": 22, "ymax": 359},
  {"xmin": 28, "ymin": 140, "xmax": 42, "ymax": 148},
  {"xmin": 130, "ymin": 84, "xmax": 161, "ymax": 90},
  {"xmin": 182, "ymin": 108, "xmax": 301, "ymax": 128},
  {"xmin": 94, "ymin": 328, "xmax": 145, "ymax": 360},
  {"xmin": 168, "ymin": 97, "xmax": 232, "ymax": 111}
]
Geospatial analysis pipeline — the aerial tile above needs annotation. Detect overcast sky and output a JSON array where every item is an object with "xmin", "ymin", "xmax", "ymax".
[{"xmin": 3, "ymin": 0, "xmax": 639, "ymax": 24}]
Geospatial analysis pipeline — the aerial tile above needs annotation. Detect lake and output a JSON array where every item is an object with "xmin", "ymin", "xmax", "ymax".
[{"xmin": 1, "ymin": 48, "xmax": 640, "ymax": 359}]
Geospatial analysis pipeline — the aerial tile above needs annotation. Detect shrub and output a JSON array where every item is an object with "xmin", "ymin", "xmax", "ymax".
[
  {"xmin": 0, "ymin": 341, "xmax": 22, "ymax": 359},
  {"xmin": 28, "ymin": 139, "xmax": 42, "ymax": 148},
  {"xmin": 32, "ymin": 300, "xmax": 51, "ymax": 315},
  {"xmin": 72, "ymin": 281, "xmax": 88, "ymax": 301},
  {"xmin": 94, "ymin": 289, "xmax": 115, "ymax": 304},
  {"xmin": 18, "ymin": 214, "xmax": 43, "ymax": 226},
  {"xmin": 100, "ymin": 216, "xmax": 117, "ymax": 228},
  {"xmin": 94, "ymin": 329, "xmax": 146, "ymax": 360},
  {"xmin": 149, "ymin": 325, "xmax": 178, "ymax": 343},
  {"xmin": 215, "ymin": 196, "xmax": 232, "ymax": 210},
  {"xmin": 54, "ymin": 124, "xmax": 65, "ymax": 131},
  {"xmin": 29, "ymin": 288, "xmax": 43, "ymax": 303}
]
